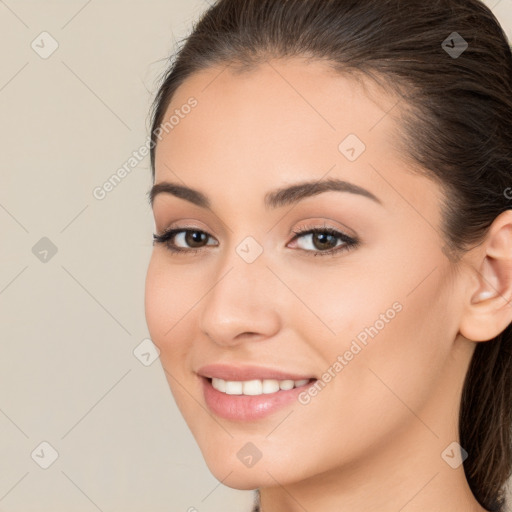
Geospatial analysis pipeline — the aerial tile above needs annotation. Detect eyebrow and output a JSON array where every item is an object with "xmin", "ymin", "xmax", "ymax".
[{"xmin": 148, "ymin": 178, "xmax": 382, "ymax": 210}]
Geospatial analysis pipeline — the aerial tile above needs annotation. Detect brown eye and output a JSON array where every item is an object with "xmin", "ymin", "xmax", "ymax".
[
  {"xmin": 310, "ymin": 232, "xmax": 339, "ymax": 251},
  {"xmin": 289, "ymin": 226, "xmax": 359, "ymax": 257},
  {"xmin": 152, "ymin": 228, "xmax": 218, "ymax": 254},
  {"xmin": 184, "ymin": 230, "xmax": 209, "ymax": 248}
]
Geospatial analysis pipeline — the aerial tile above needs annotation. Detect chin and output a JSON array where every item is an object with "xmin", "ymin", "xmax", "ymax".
[
  {"xmin": 204, "ymin": 461, "xmax": 273, "ymax": 490},
  {"xmin": 196, "ymin": 445, "xmax": 261, "ymax": 488},
  {"xmin": 198, "ymin": 440, "xmax": 310, "ymax": 490}
]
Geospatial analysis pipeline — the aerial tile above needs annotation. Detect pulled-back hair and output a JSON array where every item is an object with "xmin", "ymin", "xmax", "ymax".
[{"xmin": 148, "ymin": 1, "xmax": 512, "ymax": 510}]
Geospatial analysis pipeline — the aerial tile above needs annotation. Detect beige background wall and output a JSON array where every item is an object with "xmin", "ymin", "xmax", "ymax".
[{"xmin": 0, "ymin": 1, "xmax": 511, "ymax": 511}]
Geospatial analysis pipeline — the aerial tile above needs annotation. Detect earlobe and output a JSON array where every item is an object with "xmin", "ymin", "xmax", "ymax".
[{"xmin": 459, "ymin": 210, "xmax": 512, "ymax": 342}]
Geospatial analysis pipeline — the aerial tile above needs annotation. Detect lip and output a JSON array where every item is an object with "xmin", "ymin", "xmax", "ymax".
[
  {"xmin": 200, "ymin": 375, "xmax": 315, "ymax": 421},
  {"xmin": 197, "ymin": 363, "xmax": 315, "ymax": 381}
]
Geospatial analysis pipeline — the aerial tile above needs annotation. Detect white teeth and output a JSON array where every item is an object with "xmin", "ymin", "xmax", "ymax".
[
  {"xmin": 242, "ymin": 380, "xmax": 263, "ymax": 395},
  {"xmin": 211, "ymin": 377, "xmax": 226, "ymax": 392},
  {"xmin": 279, "ymin": 380, "xmax": 294, "ymax": 390},
  {"xmin": 210, "ymin": 377, "xmax": 311, "ymax": 395},
  {"xmin": 262, "ymin": 379, "xmax": 280, "ymax": 394},
  {"xmin": 225, "ymin": 381, "xmax": 243, "ymax": 395}
]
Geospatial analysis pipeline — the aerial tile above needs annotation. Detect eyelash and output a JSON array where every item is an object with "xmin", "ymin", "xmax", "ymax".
[{"xmin": 152, "ymin": 224, "xmax": 359, "ymax": 258}]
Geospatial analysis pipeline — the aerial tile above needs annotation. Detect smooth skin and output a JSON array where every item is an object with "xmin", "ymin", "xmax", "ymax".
[{"xmin": 145, "ymin": 57, "xmax": 512, "ymax": 512}]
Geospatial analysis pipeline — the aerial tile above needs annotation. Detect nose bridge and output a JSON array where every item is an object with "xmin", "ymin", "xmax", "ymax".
[{"xmin": 198, "ymin": 239, "xmax": 281, "ymax": 345}]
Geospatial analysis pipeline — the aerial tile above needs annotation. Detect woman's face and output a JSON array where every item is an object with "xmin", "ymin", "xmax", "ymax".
[{"xmin": 145, "ymin": 58, "xmax": 469, "ymax": 490}]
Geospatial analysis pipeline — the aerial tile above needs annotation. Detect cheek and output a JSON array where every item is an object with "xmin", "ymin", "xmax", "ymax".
[
  {"xmin": 144, "ymin": 256, "xmax": 203, "ymax": 416},
  {"xmin": 144, "ymin": 255, "xmax": 197, "ymax": 361},
  {"xmin": 323, "ymin": 274, "xmax": 452, "ymax": 434},
  {"xmin": 144, "ymin": 257, "xmax": 170, "ymax": 344},
  {"xmin": 292, "ymin": 258, "xmax": 453, "ymax": 435}
]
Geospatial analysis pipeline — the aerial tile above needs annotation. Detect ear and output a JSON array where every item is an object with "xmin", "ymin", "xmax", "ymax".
[{"xmin": 458, "ymin": 209, "xmax": 512, "ymax": 342}]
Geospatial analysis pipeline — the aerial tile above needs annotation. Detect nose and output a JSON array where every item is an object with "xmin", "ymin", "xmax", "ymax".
[{"xmin": 198, "ymin": 253, "xmax": 282, "ymax": 347}]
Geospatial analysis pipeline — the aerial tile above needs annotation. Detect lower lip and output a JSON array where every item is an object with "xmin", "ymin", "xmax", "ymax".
[{"xmin": 201, "ymin": 376, "xmax": 315, "ymax": 421}]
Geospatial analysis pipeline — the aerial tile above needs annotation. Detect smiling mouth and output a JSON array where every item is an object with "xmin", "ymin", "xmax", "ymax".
[{"xmin": 207, "ymin": 376, "xmax": 316, "ymax": 396}]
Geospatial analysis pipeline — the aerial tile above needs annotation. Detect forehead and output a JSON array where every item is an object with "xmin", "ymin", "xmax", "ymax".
[
  {"xmin": 156, "ymin": 58, "xmax": 403, "ymax": 168},
  {"xmin": 152, "ymin": 57, "xmax": 434, "ymax": 214}
]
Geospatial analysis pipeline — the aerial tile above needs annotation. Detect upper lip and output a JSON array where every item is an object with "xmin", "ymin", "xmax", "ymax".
[{"xmin": 197, "ymin": 363, "xmax": 315, "ymax": 381}]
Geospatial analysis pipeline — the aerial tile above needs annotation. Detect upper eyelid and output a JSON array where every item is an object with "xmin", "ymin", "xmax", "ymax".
[
  {"xmin": 156, "ymin": 224, "xmax": 349, "ymax": 237},
  {"xmin": 156, "ymin": 215, "xmax": 354, "ymax": 236}
]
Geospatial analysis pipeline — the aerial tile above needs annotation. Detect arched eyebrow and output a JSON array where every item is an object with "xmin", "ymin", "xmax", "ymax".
[{"xmin": 148, "ymin": 178, "xmax": 382, "ymax": 209}]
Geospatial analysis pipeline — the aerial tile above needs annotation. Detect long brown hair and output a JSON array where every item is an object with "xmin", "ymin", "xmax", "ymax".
[{"xmin": 148, "ymin": 1, "xmax": 512, "ymax": 510}]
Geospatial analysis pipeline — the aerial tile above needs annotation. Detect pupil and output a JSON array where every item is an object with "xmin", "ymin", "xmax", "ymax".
[
  {"xmin": 315, "ymin": 233, "xmax": 336, "ymax": 250},
  {"xmin": 186, "ymin": 231, "xmax": 206, "ymax": 247}
]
